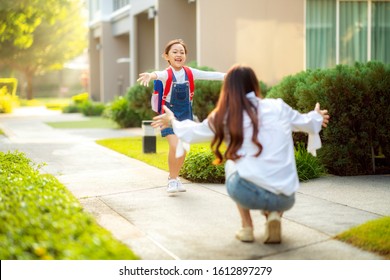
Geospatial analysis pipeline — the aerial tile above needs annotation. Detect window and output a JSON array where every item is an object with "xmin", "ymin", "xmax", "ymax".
[
  {"xmin": 306, "ymin": 0, "xmax": 390, "ymax": 69},
  {"xmin": 113, "ymin": 0, "xmax": 130, "ymax": 11},
  {"xmin": 372, "ymin": 1, "xmax": 390, "ymax": 63}
]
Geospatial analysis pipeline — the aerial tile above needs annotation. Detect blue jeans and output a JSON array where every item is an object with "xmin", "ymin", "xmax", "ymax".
[{"xmin": 226, "ymin": 172, "xmax": 295, "ymax": 211}]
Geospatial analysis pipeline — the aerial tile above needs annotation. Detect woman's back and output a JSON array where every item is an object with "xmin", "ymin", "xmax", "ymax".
[{"xmin": 235, "ymin": 95, "xmax": 322, "ymax": 196}]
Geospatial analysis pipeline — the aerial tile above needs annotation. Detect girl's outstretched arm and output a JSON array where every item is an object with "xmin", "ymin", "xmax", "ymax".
[{"xmin": 137, "ymin": 72, "xmax": 157, "ymax": 86}]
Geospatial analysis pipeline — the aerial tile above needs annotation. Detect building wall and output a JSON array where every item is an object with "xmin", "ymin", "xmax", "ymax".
[
  {"xmin": 115, "ymin": 34, "xmax": 130, "ymax": 97},
  {"xmin": 197, "ymin": 0, "xmax": 304, "ymax": 86},
  {"xmin": 136, "ymin": 12, "xmax": 155, "ymax": 73},
  {"xmin": 88, "ymin": 31, "xmax": 101, "ymax": 101},
  {"xmin": 156, "ymin": 0, "xmax": 196, "ymax": 70},
  {"xmin": 89, "ymin": 0, "xmax": 305, "ymax": 102},
  {"xmin": 99, "ymin": 22, "xmax": 122, "ymax": 102}
]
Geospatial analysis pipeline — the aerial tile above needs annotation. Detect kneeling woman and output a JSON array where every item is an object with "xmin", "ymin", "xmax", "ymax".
[{"xmin": 151, "ymin": 65, "xmax": 329, "ymax": 243}]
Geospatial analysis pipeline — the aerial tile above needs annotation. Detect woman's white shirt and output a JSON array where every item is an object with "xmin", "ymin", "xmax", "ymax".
[
  {"xmin": 154, "ymin": 66, "xmax": 225, "ymax": 102},
  {"xmin": 172, "ymin": 93, "xmax": 323, "ymax": 196}
]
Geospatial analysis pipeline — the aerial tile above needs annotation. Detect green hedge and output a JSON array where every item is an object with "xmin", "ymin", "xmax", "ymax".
[
  {"xmin": 105, "ymin": 96, "xmax": 143, "ymax": 128},
  {"xmin": 180, "ymin": 145, "xmax": 225, "ymax": 183},
  {"xmin": 126, "ymin": 83, "xmax": 155, "ymax": 124},
  {"xmin": 62, "ymin": 92, "xmax": 106, "ymax": 116},
  {"xmin": 80, "ymin": 100, "xmax": 106, "ymax": 116},
  {"xmin": 0, "ymin": 151, "xmax": 138, "ymax": 260},
  {"xmin": 267, "ymin": 61, "xmax": 390, "ymax": 176}
]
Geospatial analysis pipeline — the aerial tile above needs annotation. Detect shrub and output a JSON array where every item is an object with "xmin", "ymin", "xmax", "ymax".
[
  {"xmin": 267, "ymin": 70, "xmax": 310, "ymax": 109},
  {"xmin": 259, "ymin": 80, "xmax": 270, "ymax": 97},
  {"xmin": 193, "ymin": 80, "xmax": 223, "ymax": 121},
  {"xmin": 180, "ymin": 145, "xmax": 225, "ymax": 183},
  {"xmin": 0, "ymin": 78, "xmax": 18, "ymax": 96},
  {"xmin": 62, "ymin": 92, "xmax": 89, "ymax": 114},
  {"xmin": 105, "ymin": 96, "xmax": 142, "ymax": 128},
  {"xmin": 295, "ymin": 143, "xmax": 327, "ymax": 181},
  {"xmin": 80, "ymin": 100, "xmax": 106, "ymax": 116},
  {"xmin": 359, "ymin": 62, "xmax": 390, "ymax": 164},
  {"xmin": 267, "ymin": 61, "xmax": 390, "ymax": 176},
  {"xmin": 72, "ymin": 92, "xmax": 89, "ymax": 104},
  {"xmin": 0, "ymin": 86, "xmax": 19, "ymax": 113},
  {"xmin": 62, "ymin": 103, "xmax": 81, "ymax": 113},
  {"xmin": 0, "ymin": 151, "xmax": 138, "ymax": 260},
  {"xmin": 126, "ymin": 83, "xmax": 155, "ymax": 122}
]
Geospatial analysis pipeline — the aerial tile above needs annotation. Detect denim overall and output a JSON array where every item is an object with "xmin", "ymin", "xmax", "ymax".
[{"xmin": 161, "ymin": 71, "xmax": 193, "ymax": 137}]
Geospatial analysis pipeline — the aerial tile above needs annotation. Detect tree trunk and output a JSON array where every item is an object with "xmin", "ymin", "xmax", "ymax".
[{"xmin": 25, "ymin": 72, "xmax": 34, "ymax": 100}]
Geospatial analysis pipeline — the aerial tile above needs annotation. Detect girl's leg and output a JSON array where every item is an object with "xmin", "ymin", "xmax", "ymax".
[{"xmin": 166, "ymin": 134, "xmax": 186, "ymax": 179}]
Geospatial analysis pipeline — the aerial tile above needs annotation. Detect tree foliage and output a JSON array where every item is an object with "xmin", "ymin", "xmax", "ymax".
[
  {"xmin": 0, "ymin": 0, "xmax": 68, "ymax": 51},
  {"xmin": 0, "ymin": 0, "xmax": 87, "ymax": 99}
]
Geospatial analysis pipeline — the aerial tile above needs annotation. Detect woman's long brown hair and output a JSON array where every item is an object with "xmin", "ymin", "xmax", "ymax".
[{"xmin": 208, "ymin": 65, "xmax": 263, "ymax": 164}]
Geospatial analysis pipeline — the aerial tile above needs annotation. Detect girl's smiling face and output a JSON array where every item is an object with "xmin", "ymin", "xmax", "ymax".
[{"xmin": 164, "ymin": 43, "xmax": 187, "ymax": 71}]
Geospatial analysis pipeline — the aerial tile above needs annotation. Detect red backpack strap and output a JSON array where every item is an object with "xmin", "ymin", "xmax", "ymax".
[
  {"xmin": 183, "ymin": 66, "xmax": 195, "ymax": 100},
  {"xmin": 161, "ymin": 67, "xmax": 173, "ymax": 113}
]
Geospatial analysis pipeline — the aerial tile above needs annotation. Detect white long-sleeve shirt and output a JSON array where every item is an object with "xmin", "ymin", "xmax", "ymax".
[
  {"xmin": 154, "ymin": 66, "xmax": 225, "ymax": 102},
  {"xmin": 172, "ymin": 92, "xmax": 324, "ymax": 196}
]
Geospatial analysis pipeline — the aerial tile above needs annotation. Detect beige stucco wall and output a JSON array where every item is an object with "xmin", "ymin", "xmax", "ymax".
[
  {"xmin": 89, "ymin": 0, "xmax": 306, "ymax": 102},
  {"xmin": 156, "ymin": 0, "xmax": 196, "ymax": 70},
  {"xmin": 197, "ymin": 0, "xmax": 305, "ymax": 86},
  {"xmin": 115, "ymin": 34, "xmax": 130, "ymax": 97},
  {"xmin": 98, "ymin": 22, "xmax": 130, "ymax": 102},
  {"xmin": 136, "ymin": 12, "xmax": 155, "ymax": 73},
  {"xmin": 88, "ymin": 31, "xmax": 101, "ymax": 101}
]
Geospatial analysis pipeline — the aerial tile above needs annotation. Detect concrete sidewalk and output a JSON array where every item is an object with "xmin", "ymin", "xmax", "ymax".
[{"xmin": 1, "ymin": 107, "xmax": 389, "ymax": 260}]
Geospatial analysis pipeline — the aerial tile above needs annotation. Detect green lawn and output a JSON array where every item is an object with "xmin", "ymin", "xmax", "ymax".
[
  {"xmin": 97, "ymin": 136, "xmax": 169, "ymax": 171},
  {"xmin": 46, "ymin": 116, "xmax": 119, "ymax": 129},
  {"xmin": 335, "ymin": 216, "xmax": 390, "ymax": 259},
  {"xmin": 96, "ymin": 136, "xmax": 209, "ymax": 172}
]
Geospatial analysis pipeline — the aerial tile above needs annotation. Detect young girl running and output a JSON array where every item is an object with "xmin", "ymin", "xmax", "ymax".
[{"xmin": 137, "ymin": 39, "xmax": 225, "ymax": 193}]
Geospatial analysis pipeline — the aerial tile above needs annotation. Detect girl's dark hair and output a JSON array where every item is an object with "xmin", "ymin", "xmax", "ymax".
[
  {"xmin": 208, "ymin": 64, "xmax": 263, "ymax": 164},
  {"xmin": 163, "ymin": 39, "xmax": 188, "ymax": 56}
]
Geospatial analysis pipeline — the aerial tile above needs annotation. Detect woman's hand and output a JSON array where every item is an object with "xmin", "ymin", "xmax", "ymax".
[
  {"xmin": 137, "ymin": 72, "xmax": 153, "ymax": 86},
  {"xmin": 151, "ymin": 106, "xmax": 175, "ymax": 129},
  {"xmin": 314, "ymin": 103, "xmax": 330, "ymax": 128}
]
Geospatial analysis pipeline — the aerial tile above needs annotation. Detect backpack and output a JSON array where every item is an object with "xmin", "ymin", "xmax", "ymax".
[{"xmin": 151, "ymin": 66, "xmax": 194, "ymax": 114}]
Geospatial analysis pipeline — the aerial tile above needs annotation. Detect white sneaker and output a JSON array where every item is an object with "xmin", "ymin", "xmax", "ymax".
[
  {"xmin": 167, "ymin": 179, "xmax": 178, "ymax": 193},
  {"xmin": 176, "ymin": 178, "xmax": 186, "ymax": 192}
]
